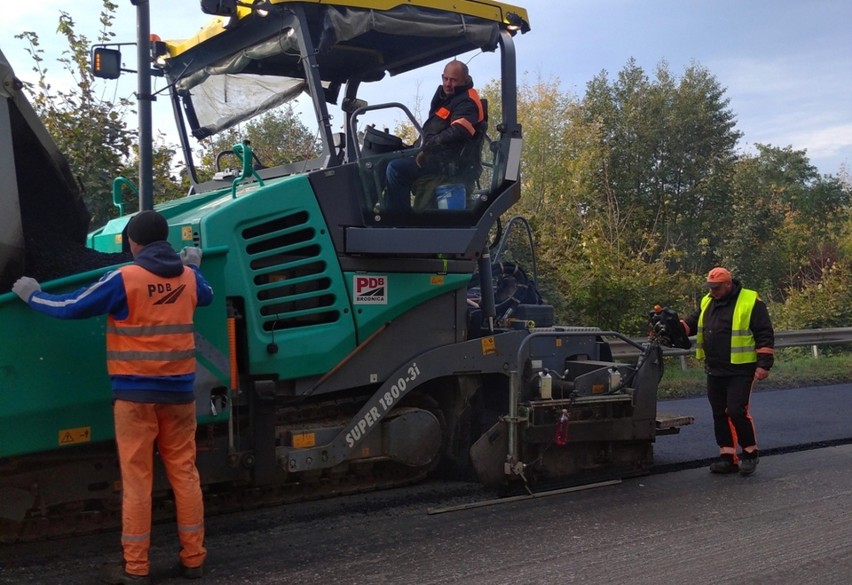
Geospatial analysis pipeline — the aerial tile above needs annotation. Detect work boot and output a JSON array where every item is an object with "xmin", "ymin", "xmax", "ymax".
[
  {"xmin": 181, "ymin": 563, "xmax": 204, "ymax": 579},
  {"xmin": 709, "ymin": 455, "xmax": 739, "ymax": 474},
  {"xmin": 100, "ymin": 562, "xmax": 150, "ymax": 585},
  {"xmin": 739, "ymin": 450, "xmax": 760, "ymax": 476}
]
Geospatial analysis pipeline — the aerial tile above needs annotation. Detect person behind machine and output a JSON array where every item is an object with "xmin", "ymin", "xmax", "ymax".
[
  {"xmin": 12, "ymin": 210, "xmax": 212, "ymax": 584},
  {"xmin": 678, "ymin": 267, "xmax": 775, "ymax": 476},
  {"xmin": 384, "ymin": 59, "xmax": 486, "ymax": 211}
]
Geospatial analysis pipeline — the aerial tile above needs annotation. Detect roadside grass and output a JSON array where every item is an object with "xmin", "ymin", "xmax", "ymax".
[{"xmin": 657, "ymin": 350, "xmax": 852, "ymax": 399}]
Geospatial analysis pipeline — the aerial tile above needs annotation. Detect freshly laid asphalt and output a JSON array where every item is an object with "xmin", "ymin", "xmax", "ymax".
[
  {"xmin": 1, "ymin": 383, "xmax": 850, "ymax": 585},
  {"xmin": 653, "ymin": 382, "xmax": 852, "ymax": 467}
]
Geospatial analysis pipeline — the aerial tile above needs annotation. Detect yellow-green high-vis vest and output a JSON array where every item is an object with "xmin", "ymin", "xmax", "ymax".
[{"xmin": 695, "ymin": 289, "xmax": 758, "ymax": 364}]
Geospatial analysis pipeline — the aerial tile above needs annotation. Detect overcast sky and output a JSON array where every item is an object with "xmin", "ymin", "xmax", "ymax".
[{"xmin": 1, "ymin": 0, "xmax": 849, "ymax": 177}]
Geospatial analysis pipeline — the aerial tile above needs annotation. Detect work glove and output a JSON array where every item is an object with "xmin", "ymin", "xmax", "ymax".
[
  {"xmin": 12, "ymin": 276, "xmax": 41, "ymax": 303},
  {"xmin": 180, "ymin": 246, "xmax": 202, "ymax": 267}
]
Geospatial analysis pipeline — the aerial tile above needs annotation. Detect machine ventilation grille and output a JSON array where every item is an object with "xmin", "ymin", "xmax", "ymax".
[{"xmin": 242, "ymin": 211, "xmax": 339, "ymax": 331}]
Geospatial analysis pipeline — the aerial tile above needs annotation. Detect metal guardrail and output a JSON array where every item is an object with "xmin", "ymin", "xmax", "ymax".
[{"xmin": 609, "ymin": 327, "xmax": 852, "ymax": 360}]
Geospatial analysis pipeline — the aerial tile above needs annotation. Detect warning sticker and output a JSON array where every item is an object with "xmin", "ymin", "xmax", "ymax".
[
  {"xmin": 58, "ymin": 427, "xmax": 92, "ymax": 446},
  {"xmin": 292, "ymin": 432, "xmax": 316, "ymax": 448},
  {"xmin": 353, "ymin": 275, "xmax": 387, "ymax": 304},
  {"xmin": 481, "ymin": 336, "xmax": 496, "ymax": 356}
]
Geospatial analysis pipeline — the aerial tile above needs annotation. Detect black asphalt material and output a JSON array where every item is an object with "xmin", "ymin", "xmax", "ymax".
[{"xmin": 654, "ymin": 383, "xmax": 852, "ymax": 469}]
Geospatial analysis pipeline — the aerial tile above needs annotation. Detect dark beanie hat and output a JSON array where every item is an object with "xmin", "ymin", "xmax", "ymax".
[{"xmin": 127, "ymin": 210, "xmax": 169, "ymax": 246}]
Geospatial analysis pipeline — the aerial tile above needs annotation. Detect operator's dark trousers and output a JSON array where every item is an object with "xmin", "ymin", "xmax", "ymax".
[
  {"xmin": 385, "ymin": 155, "xmax": 442, "ymax": 211},
  {"xmin": 707, "ymin": 374, "xmax": 757, "ymax": 461}
]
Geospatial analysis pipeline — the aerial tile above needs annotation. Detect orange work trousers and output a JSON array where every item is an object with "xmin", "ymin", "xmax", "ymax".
[{"xmin": 114, "ymin": 400, "xmax": 207, "ymax": 576}]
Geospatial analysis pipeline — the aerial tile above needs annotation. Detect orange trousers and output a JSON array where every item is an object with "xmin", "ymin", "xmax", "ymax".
[{"xmin": 114, "ymin": 400, "xmax": 207, "ymax": 576}]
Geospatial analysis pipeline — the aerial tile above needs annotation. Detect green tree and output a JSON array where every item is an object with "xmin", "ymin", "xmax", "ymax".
[
  {"xmin": 474, "ymin": 64, "xmax": 852, "ymax": 335},
  {"xmin": 479, "ymin": 73, "xmax": 698, "ymax": 333},
  {"xmin": 491, "ymin": 65, "xmax": 848, "ymax": 335},
  {"xmin": 114, "ymin": 137, "xmax": 186, "ymax": 213},
  {"xmin": 480, "ymin": 76, "xmax": 609, "ymax": 321},
  {"xmin": 15, "ymin": 1, "xmax": 182, "ymax": 227},
  {"xmin": 774, "ymin": 261, "xmax": 852, "ymax": 333},
  {"xmin": 194, "ymin": 106, "xmax": 321, "ymax": 181},
  {"xmin": 722, "ymin": 145, "xmax": 851, "ymax": 299},
  {"xmin": 582, "ymin": 60, "xmax": 741, "ymax": 277},
  {"xmin": 496, "ymin": 62, "xmax": 743, "ymax": 332}
]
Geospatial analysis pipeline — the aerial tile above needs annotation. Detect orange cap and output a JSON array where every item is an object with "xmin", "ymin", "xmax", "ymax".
[{"xmin": 704, "ymin": 267, "xmax": 732, "ymax": 288}]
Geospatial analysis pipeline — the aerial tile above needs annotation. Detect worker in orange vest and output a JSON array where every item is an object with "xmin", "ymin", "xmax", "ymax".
[{"xmin": 13, "ymin": 210, "xmax": 212, "ymax": 583}]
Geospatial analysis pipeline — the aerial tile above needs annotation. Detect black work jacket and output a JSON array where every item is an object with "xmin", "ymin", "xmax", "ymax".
[
  {"xmin": 421, "ymin": 81, "xmax": 485, "ymax": 155},
  {"xmin": 683, "ymin": 280, "xmax": 775, "ymax": 377}
]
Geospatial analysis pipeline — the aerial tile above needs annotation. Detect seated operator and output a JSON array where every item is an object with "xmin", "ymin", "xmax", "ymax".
[{"xmin": 385, "ymin": 59, "xmax": 486, "ymax": 211}]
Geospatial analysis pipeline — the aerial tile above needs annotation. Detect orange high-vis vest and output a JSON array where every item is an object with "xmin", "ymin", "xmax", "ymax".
[{"xmin": 106, "ymin": 265, "xmax": 198, "ymax": 377}]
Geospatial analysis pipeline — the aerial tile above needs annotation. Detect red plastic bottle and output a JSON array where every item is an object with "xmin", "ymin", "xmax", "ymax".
[{"xmin": 554, "ymin": 409, "xmax": 570, "ymax": 445}]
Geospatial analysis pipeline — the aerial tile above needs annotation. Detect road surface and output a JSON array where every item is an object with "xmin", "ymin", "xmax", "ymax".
[{"xmin": 1, "ymin": 384, "xmax": 849, "ymax": 585}]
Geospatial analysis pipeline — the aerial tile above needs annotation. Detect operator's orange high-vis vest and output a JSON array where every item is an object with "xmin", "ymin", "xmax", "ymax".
[{"xmin": 106, "ymin": 265, "xmax": 198, "ymax": 376}]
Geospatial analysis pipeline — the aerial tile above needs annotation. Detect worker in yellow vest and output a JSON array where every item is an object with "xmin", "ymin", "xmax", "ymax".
[{"xmin": 679, "ymin": 267, "xmax": 775, "ymax": 476}]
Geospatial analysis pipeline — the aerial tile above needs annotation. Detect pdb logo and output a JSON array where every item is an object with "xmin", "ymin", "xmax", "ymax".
[
  {"xmin": 148, "ymin": 282, "xmax": 186, "ymax": 305},
  {"xmin": 354, "ymin": 275, "xmax": 387, "ymax": 304}
]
